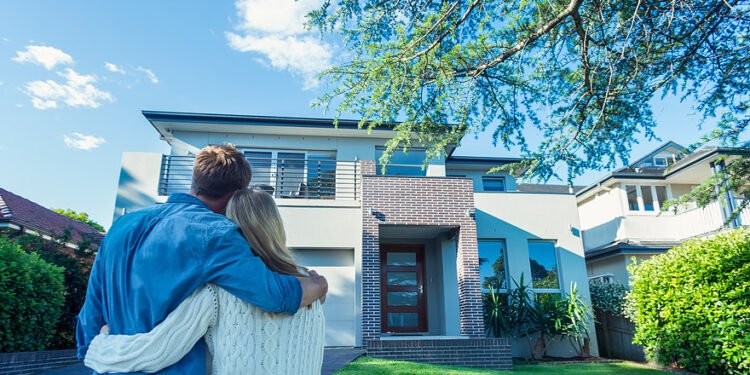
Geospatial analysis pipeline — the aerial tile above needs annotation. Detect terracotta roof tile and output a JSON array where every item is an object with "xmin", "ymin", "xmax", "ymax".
[{"xmin": 0, "ymin": 187, "xmax": 104, "ymax": 245}]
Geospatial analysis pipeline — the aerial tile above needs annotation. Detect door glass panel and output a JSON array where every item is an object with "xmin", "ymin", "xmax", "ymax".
[
  {"xmin": 387, "ymin": 272, "xmax": 417, "ymax": 286},
  {"xmin": 387, "ymin": 312, "xmax": 418, "ymax": 327},
  {"xmin": 387, "ymin": 252, "xmax": 416, "ymax": 266},
  {"xmin": 641, "ymin": 186, "xmax": 655, "ymax": 211},
  {"xmin": 276, "ymin": 152, "xmax": 305, "ymax": 197},
  {"xmin": 387, "ymin": 291, "xmax": 418, "ymax": 306},
  {"xmin": 245, "ymin": 151, "xmax": 272, "ymax": 188}
]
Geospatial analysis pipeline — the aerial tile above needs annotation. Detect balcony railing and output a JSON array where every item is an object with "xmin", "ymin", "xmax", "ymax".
[
  {"xmin": 583, "ymin": 200, "xmax": 750, "ymax": 250},
  {"xmin": 158, "ymin": 155, "xmax": 360, "ymax": 200}
]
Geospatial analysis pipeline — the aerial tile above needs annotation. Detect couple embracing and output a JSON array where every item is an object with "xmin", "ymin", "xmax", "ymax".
[{"xmin": 76, "ymin": 145, "xmax": 329, "ymax": 374}]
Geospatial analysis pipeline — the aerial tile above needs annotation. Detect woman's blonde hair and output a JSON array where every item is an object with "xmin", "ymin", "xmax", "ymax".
[{"xmin": 226, "ymin": 188, "xmax": 304, "ymax": 277}]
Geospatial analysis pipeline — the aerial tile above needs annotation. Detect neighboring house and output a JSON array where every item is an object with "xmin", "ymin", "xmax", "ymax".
[
  {"xmin": 577, "ymin": 142, "xmax": 750, "ymax": 284},
  {"xmin": 0, "ymin": 187, "xmax": 104, "ymax": 251},
  {"xmin": 113, "ymin": 111, "xmax": 598, "ymax": 364}
]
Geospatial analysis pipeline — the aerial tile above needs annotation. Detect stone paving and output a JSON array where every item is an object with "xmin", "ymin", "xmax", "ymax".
[{"xmin": 41, "ymin": 347, "xmax": 366, "ymax": 375}]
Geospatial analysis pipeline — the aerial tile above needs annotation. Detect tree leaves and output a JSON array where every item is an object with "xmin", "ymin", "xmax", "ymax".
[{"xmin": 309, "ymin": 0, "xmax": 749, "ymax": 183}]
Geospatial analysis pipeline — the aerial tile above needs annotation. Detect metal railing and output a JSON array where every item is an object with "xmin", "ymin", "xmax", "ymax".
[{"xmin": 158, "ymin": 155, "xmax": 360, "ymax": 200}]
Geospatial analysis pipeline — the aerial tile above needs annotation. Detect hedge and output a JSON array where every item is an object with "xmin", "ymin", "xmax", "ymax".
[
  {"xmin": 0, "ymin": 237, "xmax": 65, "ymax": 352},
  {"xmin": 589, "ymin": 280, "xmax": 628, "ymax": 316},
  {"xmin": 13, "ymin": 233, "xmax": 94, "ymax": 349},
  {"xmin": 626, "ymin": 228, "xmax": 750, "ymax": 374}
]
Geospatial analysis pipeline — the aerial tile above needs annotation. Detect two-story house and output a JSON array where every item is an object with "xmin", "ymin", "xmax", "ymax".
[
  {"xmin": 577, "ymin": 142, "xmax": 750, "ymax": 284},
  {"xmin": 113, "ymin": 110, "xmax": 598, "ymax": 366}
]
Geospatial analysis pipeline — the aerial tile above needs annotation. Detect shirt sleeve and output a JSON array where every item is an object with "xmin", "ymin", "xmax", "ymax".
[
  {"xmin": 84, "ymin": 285, "xmax": 218, "ymax": 374},
  {"xmin": 75, "ymin": 239, "xmax": 107, "ymax": 360},
  {"xmin": 202, "ymin": 224, "xmax": 302, "ymax": 315}
]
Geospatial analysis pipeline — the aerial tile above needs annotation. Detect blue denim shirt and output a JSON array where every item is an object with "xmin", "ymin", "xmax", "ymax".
[{"xmin": 76, "ymin": 193, "xmax": 302, "ymax": 374}]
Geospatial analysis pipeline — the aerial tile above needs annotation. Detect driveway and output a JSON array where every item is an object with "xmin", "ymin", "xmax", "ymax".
[{"xmin": 42, "ymin": 348, "xmax": 366, "ymax": 375}]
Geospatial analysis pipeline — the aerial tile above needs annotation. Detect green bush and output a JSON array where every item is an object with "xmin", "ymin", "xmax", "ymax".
[
  {"xmin": 12, "ymin": 233, "xmax": 94, "ymax": 349},
  {"xmin": 626, "ymin": 228, "xmax": 750, "ymax": 374},
  {"xmin": 0, "ymin": 237, "xmax": 65, "ymax": 352},
  {"xmin": 589, "ymin": 280, "xmax": 628, "ymax": 316}
]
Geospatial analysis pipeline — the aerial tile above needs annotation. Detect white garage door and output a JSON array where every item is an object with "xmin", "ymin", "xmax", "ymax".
[{"xmin": 294, "ymin": 249, "xmax": 356, "ymax": 347}]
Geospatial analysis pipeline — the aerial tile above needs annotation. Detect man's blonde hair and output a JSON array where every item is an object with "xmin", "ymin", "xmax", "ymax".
[{"xmin": 191, "ymin": 145, "xmax": 251, "ymax": 199}]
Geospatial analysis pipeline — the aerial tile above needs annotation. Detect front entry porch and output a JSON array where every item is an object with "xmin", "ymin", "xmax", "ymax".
[
  {"xmin": 378, "ymin": 226, "xmax": 463, "ymax": 338},
  {"xmin": 360, "ymin": 169, "xmax": 512, "ymax": 369}
]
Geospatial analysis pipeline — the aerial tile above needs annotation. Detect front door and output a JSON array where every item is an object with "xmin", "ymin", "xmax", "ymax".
[{"xmin": 380, "ymin": 245, "xmax": 427, "ymax": 333}]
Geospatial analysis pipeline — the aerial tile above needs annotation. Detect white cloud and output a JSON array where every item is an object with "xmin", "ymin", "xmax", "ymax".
[
  {"xmin": 136, "ymin": 67, "xmax": 159, "ymax": 83},
  {"xmin": 227, "ymin": 0, "xmax": 332, "ymax": 88},
  {"xmin": 63, "ymin": 132, "xmax": 106, "ymax": 150},
  {"xmin": 24, "ymin": 68, "xmax": 114, "ymax": 109},
  {"xmin": 13, "ymin": 45, "xmax": 74, "ymax": 70},
  {"xmin": 104, "ymin": 62, "xmax": 126, "ymax": 74}
]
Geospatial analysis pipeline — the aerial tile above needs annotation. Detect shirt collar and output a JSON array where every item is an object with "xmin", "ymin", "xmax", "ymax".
[{"xmin": 166, "ymin": 193, "xmax": 209, "ymax": 208}]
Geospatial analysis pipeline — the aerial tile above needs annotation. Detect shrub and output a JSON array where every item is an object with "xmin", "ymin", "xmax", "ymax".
[
  {"xmin": 485, "ymin": 274, "xmax": 592, "ymax": 358},
  {"xmin": 0, "ymin": 237, "xmax": 65, "ymax": 352},
  {"xmin": 589, "ymin": 280, "xmax": 628, "ymax": 316},
  {"xmin": 626, "ymin": 228, "xmax": 750, "ymax": 374},
  {"xmin": 11, "ymin": 233, "xmax": 94, "ymax": 349}
]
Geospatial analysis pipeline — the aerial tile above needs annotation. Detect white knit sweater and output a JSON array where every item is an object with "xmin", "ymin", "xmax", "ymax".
[{"xmin": 84, "ymin": 284, "xmax": 325, "ymax": 374}]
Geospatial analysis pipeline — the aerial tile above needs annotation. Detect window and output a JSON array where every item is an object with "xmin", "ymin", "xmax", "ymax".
[
  {"xmin": 626, "ymin": 185, "xmax": 640, "ymax": 211},
  {"xmin": 626, "ymin": 184, "xmax": 671, "ymax": 212},
  {"xmin": 478, "ymin": 240, "xmax": 508, "ymax": 293},
  {"xmin": 653, "ymin": 157, "xmax": 669, "ymax": 167},
  {"xmin": 245, "ymin": 151, "xmax": 273, "ymax": 187},
  {"xmin": 641, "ymin": 184, "xmax": 655, "ymax": 211},
  {"xmin": 244, "ymin": 149, "xmax": 337, "ymax": 198},
  {"xmin": 375, "ymin": 147, "xmax": 427, "ymax": 176},
  {"xmin": 655, "ymin": 186, "xmax": 668, "ymax": 210},
  {"xmin": 527, "ymin": 241, "xmax": 560, "ymax": 290},
  {"xmin": 482, "ymin": 176, "xmax": 506, "ymax": 192},
  {"xmin": 306, "ymin": 151, "xmax": 337, "ymax": 198}
]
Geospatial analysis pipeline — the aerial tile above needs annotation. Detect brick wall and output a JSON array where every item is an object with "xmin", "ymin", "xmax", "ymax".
[
  {"xmin": 367, "ymin": 339, "xmax": 512, "ymax": 369},
  {"xmin": 360, "ymin": 160, "xmax": 484, "ymax": 343}
]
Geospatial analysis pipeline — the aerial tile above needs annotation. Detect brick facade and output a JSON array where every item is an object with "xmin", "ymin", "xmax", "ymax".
[
  {"xmin": 367, "ymin": 339, "xmax": 512, "ymax": 369},
  {"xmin": 360, "ymin": 160, "xmax": 484, "ymax": 343}
]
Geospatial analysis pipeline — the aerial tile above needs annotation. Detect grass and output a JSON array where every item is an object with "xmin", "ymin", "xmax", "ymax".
[{"xmin": 335, "ymin": 357, "xmax": 671, "ymax": 374}]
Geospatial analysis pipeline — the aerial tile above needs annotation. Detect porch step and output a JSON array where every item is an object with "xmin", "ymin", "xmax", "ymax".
[{"xmin": 366, "ymin": 338, "xmax": 512, "ymax": 370}]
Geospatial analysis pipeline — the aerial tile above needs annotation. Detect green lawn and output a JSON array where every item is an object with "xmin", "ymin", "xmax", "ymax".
[{"xmin": 335, "ymin": 357, "xmax": 670, "ymax": 374}]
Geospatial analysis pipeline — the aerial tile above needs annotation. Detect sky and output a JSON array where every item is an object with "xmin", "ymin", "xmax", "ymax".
[{"xmin": 0, "ymin": 1, "xmax": 708, "ymax": 230}]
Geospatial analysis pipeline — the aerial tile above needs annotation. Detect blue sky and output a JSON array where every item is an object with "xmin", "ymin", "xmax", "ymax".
[{"xmin": 0, "ymin": 1, "xmax": 707, "ymax": 229}]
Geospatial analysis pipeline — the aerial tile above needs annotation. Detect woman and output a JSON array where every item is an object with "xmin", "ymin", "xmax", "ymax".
[{"xmin": 84, "ymin": 188, "xmax": 325, "ymax": 374}]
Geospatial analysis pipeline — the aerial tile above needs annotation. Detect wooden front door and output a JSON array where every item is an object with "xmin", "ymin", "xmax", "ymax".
[{"xmin": 380, "ymin": 245, "xmax": 427, "ymax": 333}]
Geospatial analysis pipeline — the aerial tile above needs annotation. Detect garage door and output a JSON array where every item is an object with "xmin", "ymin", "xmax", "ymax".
[{"xmin": 294, "ymin": 249, "xmax": 356, "ymax": 347}]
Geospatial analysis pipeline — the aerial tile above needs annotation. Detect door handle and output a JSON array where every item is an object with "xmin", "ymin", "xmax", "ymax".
[{"xmin": 419, "ymin": 285, "xmax": 424, "ymax": 294}]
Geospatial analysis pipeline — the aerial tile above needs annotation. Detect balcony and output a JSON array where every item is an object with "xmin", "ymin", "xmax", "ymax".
[
  {"xmin": 583, "ymin": 200, "xmax": 750, "ymax": 251},
  {"xmin": 158, "ymin": 155, "xmax": 360, "ymax": 200}
]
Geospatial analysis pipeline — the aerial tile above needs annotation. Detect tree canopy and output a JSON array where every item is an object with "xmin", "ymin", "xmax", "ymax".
[
  {"xmin": 53, "ymin": 208, "xmax": 105, "ymax": 232},
  {"xmin": 308, "ymin": 0, "xmax": 749, "ymax": 184}
]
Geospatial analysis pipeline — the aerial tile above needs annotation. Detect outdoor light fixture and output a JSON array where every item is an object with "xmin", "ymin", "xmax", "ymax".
[{"xmin": 368, "ymin": 207, "xmax": 374, "ymax": 216}]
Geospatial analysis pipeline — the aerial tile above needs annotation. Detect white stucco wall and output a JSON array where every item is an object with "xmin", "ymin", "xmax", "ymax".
[
  {"xmin": 113, "ymin": 152, "xmax": 165, "ymax": 222},
  {"xmin": 586, "ymin": 255, "xmax": 631, "ymax": 285},
  {"xmin": 474, "ymin": 192, "xmax": 598, "ymax": 358}
]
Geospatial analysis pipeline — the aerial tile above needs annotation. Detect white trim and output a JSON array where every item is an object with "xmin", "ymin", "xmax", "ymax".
[{"xmin": 0, "ymin": 222, "xmax": 21, "ymax": 230}]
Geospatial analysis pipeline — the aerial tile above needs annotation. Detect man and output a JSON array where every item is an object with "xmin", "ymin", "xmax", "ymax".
[{"xmin": 76, "ymin": 145, "xmax": 328, "ymax": 374}]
